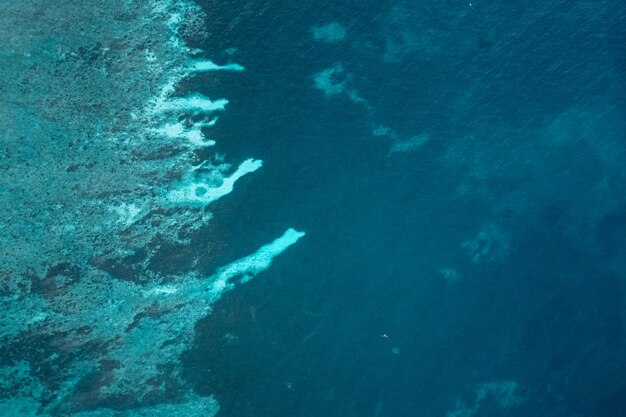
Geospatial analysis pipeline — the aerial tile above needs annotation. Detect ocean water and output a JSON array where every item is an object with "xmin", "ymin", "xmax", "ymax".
[
  {"xmin": 183, "ymin": 0, "xmax": 626, "ymax": 416},
  {"xmin": 1, "ymin": 0, "xmax": 625, "ymax": 416}
]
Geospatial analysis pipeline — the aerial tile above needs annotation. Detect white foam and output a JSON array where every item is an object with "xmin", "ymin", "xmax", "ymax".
[
  {"xmin": 145, "ymin": 285, "xmax": 180, "ymax": 296},
  {"xmin": 186, "ymin": 128, "xmax": 216, "ymax": 147},
  {"xmin": 156, "ymin": 122, "xmax": 216, "ymax": 147},
  {"xmin": 158, "ymin": 94, "xmax": 228, "ymax": 114},
  {"xmin": 210, "ymin": 228, "xmax": 306, "ymax": 292},
  {"xmin": 160, "ymin": 122, "xmax": 185, "ymax": 137},
  {"xmin": 189, "ymin": 60, "xmax": 245, "ymax": 72},
  {"xmin": 165, "ymin": 158, "xmax": 263, "ymax": 207}
]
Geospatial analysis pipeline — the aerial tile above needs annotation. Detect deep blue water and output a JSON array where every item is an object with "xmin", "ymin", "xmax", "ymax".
[{"xmin": 182, "ymin": 1, "xmax": 626, "ymax": 416}]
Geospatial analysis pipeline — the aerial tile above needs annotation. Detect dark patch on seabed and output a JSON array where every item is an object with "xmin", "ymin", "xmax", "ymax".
[{"xmin": 180, "ymin": 0, "xmax": 626, "ymax": 416}]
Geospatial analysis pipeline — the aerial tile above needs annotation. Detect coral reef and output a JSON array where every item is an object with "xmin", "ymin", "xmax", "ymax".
[{"xmin": 0, "ymin": 1, "xmax": 304, "ymax": 415}]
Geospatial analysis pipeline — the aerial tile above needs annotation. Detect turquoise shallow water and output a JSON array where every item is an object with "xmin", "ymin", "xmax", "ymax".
[{"xmin": 1, "ymin": 0, "xmax": 625, "ymax": 416}]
